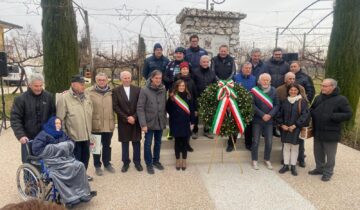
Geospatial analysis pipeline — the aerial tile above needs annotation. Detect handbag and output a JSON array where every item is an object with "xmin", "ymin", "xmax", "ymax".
[{"xmin": 298, "ymin": 99, "xmax": 313, "ymax": 139}]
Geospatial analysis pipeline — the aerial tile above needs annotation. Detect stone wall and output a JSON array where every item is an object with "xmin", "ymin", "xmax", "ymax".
[{"xmin": 176, "ymin": 8, "xmax": 246, "ymax": 56}]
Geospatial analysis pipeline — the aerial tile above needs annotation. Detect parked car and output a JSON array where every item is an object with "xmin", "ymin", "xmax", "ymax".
[{"xmin": 3, "ymin": 66, "xmax": 35, "ymax": 86}]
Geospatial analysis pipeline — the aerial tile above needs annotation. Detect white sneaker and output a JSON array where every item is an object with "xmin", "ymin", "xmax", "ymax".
[
  {"xmin": 265, "ymin": 161, "xmax": 273, "ymax": 170},
  {"xmin": 252, "ymin": 161, "xmax": 259, "ymax": 170}
]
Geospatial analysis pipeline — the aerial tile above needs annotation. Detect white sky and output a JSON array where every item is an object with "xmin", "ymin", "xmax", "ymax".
[{"xmin": 0, "ymin": 0, "xmax": 334, "ymax": 54}]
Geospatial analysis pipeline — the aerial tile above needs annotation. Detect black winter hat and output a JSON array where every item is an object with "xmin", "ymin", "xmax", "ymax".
[
  {"xmin": 71, "ymin": 75, "xmax": 86, "ymax": 83},
  {"xmin": 175, "ymin": 47, "xmax": 185, "ymax": 54},
  {"xmin": 153, "ymin": 43, "xmax": 162, "ymax": 51}
]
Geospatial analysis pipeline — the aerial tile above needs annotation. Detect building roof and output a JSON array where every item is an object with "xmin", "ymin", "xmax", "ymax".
[{"xmin": 0, "ymin": 20, "xmax": 23, "ymax": 29}]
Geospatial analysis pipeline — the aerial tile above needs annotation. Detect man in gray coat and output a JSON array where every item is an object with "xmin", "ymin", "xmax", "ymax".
[{"xmin": 137, "ymin": 70, "xmax": 167, "ymax": 174}]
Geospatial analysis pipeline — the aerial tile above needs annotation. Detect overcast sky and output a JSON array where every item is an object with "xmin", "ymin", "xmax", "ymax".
[{"xmin": 0, "ymin": 0, "xmax": 334, "ymax": 53}]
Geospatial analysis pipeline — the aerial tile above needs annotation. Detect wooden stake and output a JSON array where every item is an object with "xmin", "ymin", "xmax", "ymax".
[
  {"xmin": 208, "ymin": 136, "xmax": 218, "ymax": 174},
  {"xmin": 231, "ymin": 135, "xmax": 243, "ymax": 174}
]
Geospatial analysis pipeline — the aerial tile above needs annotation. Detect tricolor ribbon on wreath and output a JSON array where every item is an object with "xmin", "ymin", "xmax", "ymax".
[{"xmin": 211, "ymin": 80, "xmax": 246, "ymax": 135}]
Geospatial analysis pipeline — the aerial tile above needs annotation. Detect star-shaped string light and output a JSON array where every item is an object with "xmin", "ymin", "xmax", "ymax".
[
  {"xmin": 115, "ymin": 4, "xmax": 133, "ymax": 21},
  {"xmin": 23, "ymin": 0, "xmax": 41, "ymax": 15}
]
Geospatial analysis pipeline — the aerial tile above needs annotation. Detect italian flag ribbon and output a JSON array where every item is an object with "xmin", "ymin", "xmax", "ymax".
[
  {"xmin": 211, "ymin": 80, "xmax": 246, "ymax": 135},
  {"xmin": 251, "ymin": 87, "xmax": 273, "ymax": 109},
  {"xmin": 174, "ymin": 94, "xmax": 190, "ymax": 115}
]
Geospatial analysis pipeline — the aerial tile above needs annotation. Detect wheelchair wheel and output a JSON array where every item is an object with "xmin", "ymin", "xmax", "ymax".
[{"xmin": 16, "ymin": 163, "xmax": 46, "ymax": 200}]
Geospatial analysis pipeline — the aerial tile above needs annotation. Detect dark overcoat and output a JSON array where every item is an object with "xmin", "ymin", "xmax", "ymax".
[
  {"xmin": 310, "ymin": 88, "xmax": 352, "ymax": 142},
  {"xmin": 166, "ymin": 94, "xmax": 195, "ymax": 138},
  {"xmin": 112, "ymin": 85, "xmax": 141, "ymax": 142},
  {"xmin": 277, "ymin": 99, "xmax": 310, "ymax": 144}
]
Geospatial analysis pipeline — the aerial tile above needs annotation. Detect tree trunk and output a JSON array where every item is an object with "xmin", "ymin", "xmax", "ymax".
[
  {"xmin": 41, "ymin": 0, "xmax": 79, "ymax": 94},
  {"xmin": 325, "ymin": 0, "xmax": 360, "ymax": 128}
]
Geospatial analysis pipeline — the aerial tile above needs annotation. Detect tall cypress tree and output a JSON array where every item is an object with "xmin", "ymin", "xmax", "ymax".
[
  {"xmin": 41, "ymin": 0, "xmax": 79, "ymax": 94},
  {"xmin": 325, "ymin": 0, "xmax": 360, "ymax": 128}
]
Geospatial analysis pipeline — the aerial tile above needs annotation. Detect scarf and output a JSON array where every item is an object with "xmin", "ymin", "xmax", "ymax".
[
  {"xmin": 95, "ymin": 85, "xmax": 110, "ymax": 95},
  {"xmin": 42, "ymin": 116, "xmax": 64, "ymax": 139},
  {"xmin": 287, "ymin": 95, "xmax": 302, "ymax": 104},
  {"xmin": 71, "ymin": 88, "xmax": 86, "ymax": 101}
]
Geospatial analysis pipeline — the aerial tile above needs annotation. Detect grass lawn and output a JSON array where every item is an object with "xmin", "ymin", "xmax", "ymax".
[{"xmin": 0, "ymin": 93, "xmax": 20, "ymax": 120}]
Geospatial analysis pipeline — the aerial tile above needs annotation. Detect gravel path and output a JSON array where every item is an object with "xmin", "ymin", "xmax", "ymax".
[{"xmin": 1, "ymin": 127, "xmax": 359, "ymax": 210}]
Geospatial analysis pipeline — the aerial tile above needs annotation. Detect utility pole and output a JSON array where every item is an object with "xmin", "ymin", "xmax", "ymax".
[
  {"xmin": 84, "ymin": 10, "xmax": 94, "ymax": 84},
  {"xmin": 302, "ymin": 33, "xmax": 306, "ymax": 60},
  {"xmin": 72, "ymin": 1, "xmax": 94, "ymax": 83},
  {"xmin": 275, "ymin": 28, "xmax": 279, "ymax": 48}
]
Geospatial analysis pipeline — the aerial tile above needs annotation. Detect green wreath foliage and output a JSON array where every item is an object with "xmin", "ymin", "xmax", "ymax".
[{"xmin": 198, "ymin": 82, "xmax": 253, "ymax": 136}]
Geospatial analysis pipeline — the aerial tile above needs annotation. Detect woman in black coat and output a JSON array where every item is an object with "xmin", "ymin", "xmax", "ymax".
[
  {"xmin": 173, "ymin": 61, "xmax": 198, "ymax": 149},
  {"xmin": 166, "ymin": 79, "xmax": 195, "ymax": 171},
  {"xmin": 277, "ymin": 84, "xmax": 310, "ymax": 176}
]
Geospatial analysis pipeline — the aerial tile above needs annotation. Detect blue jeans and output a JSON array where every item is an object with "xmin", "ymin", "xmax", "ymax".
[
  {"xmin": 251, "ymin": 123, "xmax": 273, "ymax": 161},
  {"xmin": 144, "ymin": 130, "xmax": 163, "ymax": 167}
]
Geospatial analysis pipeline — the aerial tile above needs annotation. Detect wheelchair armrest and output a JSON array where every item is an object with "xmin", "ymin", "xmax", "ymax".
[{"xmin": 27, "ymin": 155, "xmax": 41, "ymax": 161}]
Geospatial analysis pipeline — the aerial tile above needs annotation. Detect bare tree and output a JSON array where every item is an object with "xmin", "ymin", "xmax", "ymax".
[{"xmin": 6, "ymin": 25, "xmax": 43, "ymax": 94}]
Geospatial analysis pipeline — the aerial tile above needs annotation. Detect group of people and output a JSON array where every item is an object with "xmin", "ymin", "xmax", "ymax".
[
  {"xmin": 9, "ymin": 34, "xmax": 353, "ymax": 206},
  {"xmin": 141, "ymin": 36, "xmax": 352, "ymax": 182}
]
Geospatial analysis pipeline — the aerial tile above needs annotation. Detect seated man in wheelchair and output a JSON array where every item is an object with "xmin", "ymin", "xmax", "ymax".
[{"xmin": 32, "ymin": 116, "xmax": 95, "ymax": 207}]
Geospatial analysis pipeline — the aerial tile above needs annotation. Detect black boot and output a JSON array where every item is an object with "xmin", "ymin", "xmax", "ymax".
[
  {"xmin": 279, "ymin": 165, "xmax": 289, "ymax": 174},
  {"xmin": 291, "ymin": 165, "xmax": 298, "ymax": 176}
]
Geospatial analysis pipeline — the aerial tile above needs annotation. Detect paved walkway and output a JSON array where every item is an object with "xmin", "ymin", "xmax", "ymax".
[{"xmin": 1, "ymin": 127, "xmax": 360, "ymax": 210}]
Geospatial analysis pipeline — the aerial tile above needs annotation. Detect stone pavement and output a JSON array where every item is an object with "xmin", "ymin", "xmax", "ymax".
[{"xmin": 0, "ymin": 126, "xmax": 360, "ymax": 210}]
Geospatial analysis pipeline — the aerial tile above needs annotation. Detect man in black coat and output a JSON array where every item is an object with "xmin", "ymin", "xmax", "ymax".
[
  {"xmin": 264, "ymin": 48, "xmax": 289, "ymax": 88},
  {"xmin": 290, "ymin": 61, "xmax": 315, "ymax": 102},
  {"xmin": 10, "ymin": 74, "xmax": 56, "ymax": 163},
  {"xmin": 249, "ymin": 48, "xmax": 267, "ymax": 81},
  {"xmin": 185, "ymin": 34, "xmax": 208, "ymax": 69},
  {"xmin": 192, "ymin": 55, "xmax": 217, "ymax": 139},
  {"xmin": 142, "ymin": 43, "xmax": 170, "ymax": 79},
  {"xmin": 309, "ymin": 78, "xmax": 352, "ymax": 182},
  {"xmin": 113, "ymin": 71, "xmax": 143, "ymax": 173},
  {"xmin": 211, "ymin": 45, "xmax": 236, "ymax": 81}
]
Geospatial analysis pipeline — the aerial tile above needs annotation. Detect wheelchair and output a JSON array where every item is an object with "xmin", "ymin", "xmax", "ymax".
[{"xmin": 16, "ymin": 141, "xmax": 61, "ymax": 203}]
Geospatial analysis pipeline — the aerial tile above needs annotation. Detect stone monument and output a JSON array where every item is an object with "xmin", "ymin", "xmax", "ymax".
[{"xmin": 176, "ymin": 8, "xmax": 246, "ymax": 57}]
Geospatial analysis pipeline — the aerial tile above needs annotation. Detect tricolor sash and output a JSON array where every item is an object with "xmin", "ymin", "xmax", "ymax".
[
  {"xmin": 211, "ymin": 80, "xmax": 246, "ymax": 135},
  {"xmin": 251, "ymin": 86, "xmax": 273, "ymax": 109},
  {"xmin": 174, "ymin": 94, "xmax": 190, "ymax": 115}
]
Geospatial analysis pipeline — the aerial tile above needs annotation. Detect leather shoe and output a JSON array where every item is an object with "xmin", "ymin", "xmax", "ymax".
[
  {"xmin": 135, "ymin": 164, "xmax": 143, "ymax": 172},
  {"xmin": 291, "ymin": 165, "xmax": 298, "ymax": 176},
  {"xmin": 321, "ymin": 175, "xmax": 331, "ymax": 182},
  {"xmin": 226, "ymin": 145, "xmax": 234, "ymax": 152},
  {"xmin": 121, "ymin": 164, "xmax": 130, "ymax": 173},
  {"xmin": 308, "ymin": 169, "xmax": 323, "ymax": 175},
  {"xmin": 105, "ymin": 164, "xmax": 116, "ymax": 173},
  {"xmin": 95, "ymin": 167, "xmax": 103, "ymax": 176},
  {"xmin": 147, "ymin": 166, "xmax": 155, "ymax": 174},
  {"xmin": 298, "ymin": 161, "xmax": 306, "ymax": 168},
  {"xmin": 279, "ymin": 165, "xmax": 289, "ymax": 174},
  {"xmin": 153, "ymin": 162, "xmax": 164, "ymax": 170},
  {"xmin": 187, "ymin": 145, "xmax": 194, "ymax": 152},
  {"xmin": 204, "ymin": 132, "xmax": 214, "ymax": 139}
]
